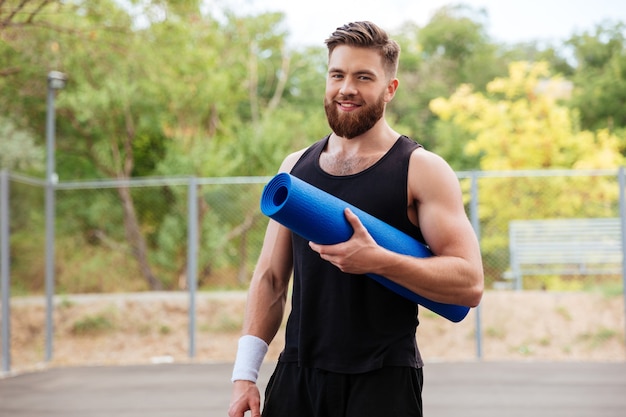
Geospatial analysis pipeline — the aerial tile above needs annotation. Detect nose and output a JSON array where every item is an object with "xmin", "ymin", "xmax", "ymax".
[{"xmin": 339, "ymin": 77, "xmax": 357, "ymax": 96}]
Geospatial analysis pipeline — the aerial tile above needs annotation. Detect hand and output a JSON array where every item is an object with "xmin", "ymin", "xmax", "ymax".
[
  {"xmin": 309, "ymin": 208, "xmax": 381, "ymax": 275},
  {"xmin": 228, "ymin": 380, "xmax": 262, "ymax": 417}
]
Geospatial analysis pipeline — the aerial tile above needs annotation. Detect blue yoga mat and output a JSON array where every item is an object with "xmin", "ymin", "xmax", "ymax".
[{"xmin": 260, "ymin": 172, "xmax": 470, "ymax": 323}]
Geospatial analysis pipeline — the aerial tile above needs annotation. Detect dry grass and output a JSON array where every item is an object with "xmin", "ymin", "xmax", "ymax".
[{"xmin": 4, "ymin": 290, "xmax": 625, "ymax": 375}]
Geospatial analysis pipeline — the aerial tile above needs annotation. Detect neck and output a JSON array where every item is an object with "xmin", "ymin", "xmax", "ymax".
[{"xmin": 321, "ymin": 124, "xmax": 400, "ymax": 176}]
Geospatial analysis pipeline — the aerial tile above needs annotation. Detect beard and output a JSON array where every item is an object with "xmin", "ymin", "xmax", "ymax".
[{"xmin": 324, "ymin": 91, "xmax": 385, "ymax": 139}]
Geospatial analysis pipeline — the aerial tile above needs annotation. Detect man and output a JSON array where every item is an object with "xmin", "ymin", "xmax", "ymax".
[{"xmin": 228, "ymin": 21, "xmax": 484, "ymax": 417}]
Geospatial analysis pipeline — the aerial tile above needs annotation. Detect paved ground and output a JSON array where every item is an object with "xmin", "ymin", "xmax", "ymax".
[{"xmin": 1, "ymin": 361, "xmax": 625, "ymax": 416}]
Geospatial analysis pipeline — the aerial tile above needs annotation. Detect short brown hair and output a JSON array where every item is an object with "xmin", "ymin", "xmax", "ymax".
[{"xmin": 325, "ymin": 21, "xmax": 400, "ymax": 78}]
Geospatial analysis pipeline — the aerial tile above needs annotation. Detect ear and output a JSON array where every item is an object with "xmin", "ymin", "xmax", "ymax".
[{"xmin": 384, "ymin": 78, "xmax": 399, "ymax": 103}]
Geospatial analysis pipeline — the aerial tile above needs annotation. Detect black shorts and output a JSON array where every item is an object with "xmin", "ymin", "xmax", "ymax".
[{"xmin": 262, "ymin": 362, "xmax": 423, "ymax": 417}]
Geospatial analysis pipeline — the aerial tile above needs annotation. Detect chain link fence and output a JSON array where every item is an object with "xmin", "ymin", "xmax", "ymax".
[
  {"xmin": 3, "ymin": 174, "xmax": 271, "ymax": 294},
  {"xmin": 1, "ymin": 168, "xmax": 625, "ymax": 372}
]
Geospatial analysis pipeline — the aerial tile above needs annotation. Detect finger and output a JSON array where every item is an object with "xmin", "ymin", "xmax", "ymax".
[
  {"xmin": 308, "ymin": 241, "xmax": 321, "ymax": 253},
  {"xmin": 344, "ymin": 208, "xmax": 365, "ymax": 231},
  {"xmin": 227, "ymin": 404, "xmax": 245, "ymax": 417}
]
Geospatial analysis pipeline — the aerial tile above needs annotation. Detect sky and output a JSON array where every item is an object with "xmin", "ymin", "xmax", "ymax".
[{"xmin": 225, "ymin": 0, "xmax": 626, "ymax": 47}]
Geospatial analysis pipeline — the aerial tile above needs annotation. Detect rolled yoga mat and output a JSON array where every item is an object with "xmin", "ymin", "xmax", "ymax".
[{"xmin": 260, "ymin": 172, "xmax": 470, "ymax": 323}]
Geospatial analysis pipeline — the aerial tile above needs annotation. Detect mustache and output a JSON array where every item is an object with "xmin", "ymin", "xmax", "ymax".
[{"xmin": 335, "ymin": 94, "xmax": 359, "ymax": 102}]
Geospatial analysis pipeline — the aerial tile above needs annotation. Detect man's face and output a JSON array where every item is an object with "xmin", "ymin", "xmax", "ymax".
[{"xmin": 324, "ymin": 45, "xmax": 396, "ymax": 139}]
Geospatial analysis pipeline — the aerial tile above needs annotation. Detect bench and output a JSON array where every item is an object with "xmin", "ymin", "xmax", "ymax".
[{"xmin": 504, "ymin": 218, "xmax": 623, "ymax": 290}]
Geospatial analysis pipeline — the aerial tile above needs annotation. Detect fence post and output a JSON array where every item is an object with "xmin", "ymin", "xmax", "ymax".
[
  {"xmin": 44, "ymin": 173, "xmax": 56, "ymax": 363},
  {"xmin": 1, "ymin": 170, "xmax": 10, "ymax": 373},
  {"xmin": 187, "ymin": 177, "xmax": 198, "ymax": 358},
  {"xmin": 618, "ymin": 166, "xmax": 626, "ymax": 344},
  {"xmin": 45, "ymin": 77, "xmax": 63, "ymax": 363},
  {"xmin": 470, "ymin": 171, "xmax": 483, "ymax": 360}
]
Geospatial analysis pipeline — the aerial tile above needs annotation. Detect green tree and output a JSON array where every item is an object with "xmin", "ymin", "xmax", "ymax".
[
  {"xmin": 0, "ymin": 116, "xmax": 43, "ymax": 171},
  {"xmin": 431, "ymin": 61, "xmax": 623, "ymax": 170},
  {"xmin": 390, "ymin": 4, "xmax": 507, "ymax": 163},
  {"xmin": 567, "ymin": 22, "xmax": 626, "ymax": 133},
  {"xmin": 431, "ymin": 61, "xmax": 624, "ymax": 282}
]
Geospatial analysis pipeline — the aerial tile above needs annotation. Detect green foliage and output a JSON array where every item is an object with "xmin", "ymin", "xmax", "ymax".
[
  {"xmin": 567, "ymin": 22, "xmax": 626, "ymax": 132},
  {"xmin": 71, "ymin": 313, "xmax": 115, "ymax": 335},
  {"xmin": 204, "ymin": 312, "xmax": 244, "ymax": 333},
  {"xmin": 577, "ymin": 327, "xmax": 618, "ymax": 348},
  {"xmin": 431, "ymin": 60, "xmax": 626, "ymax": 171},
  {"xmin": 55, "ymin": 235, "xmax": 149, "ymax": 293},
  {"xmin": 555, "ymin": 305, "xmax": 573, "ymax": 321},
  {"xmin": 431, "ymin": 62, "xmax": 624, "ymax": 284},
  {"xmin": 524, "ymin": 275, "xmax": 585, "ymax": 291},
  {"xmin": 419, "ymin": 4, "xmax": 491, "ymax": 72},
  {"xmin": 2, "ymin": 2, "xmax": 626, "ymax": 293},
  {"xmin": 594, "ymin": 282, "xmax": 624, "ymax": 297},
  {"xmin": 390, "ymin": 4, "xmax": 508, "ymax": 155},
  {"xmin": 485, "ymin": 326, "xmax": 506, "ymax": 339},
  {"xmin": 0, "ymin": 117, "xmax": 43, "ymax": 172}
]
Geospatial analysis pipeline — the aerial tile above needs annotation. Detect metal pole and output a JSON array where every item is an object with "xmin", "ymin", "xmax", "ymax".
[
  {"xmin": 618, "ymin": 167, "xmax": 626, "ymax": 346},
  {"xmin": 44, "ymin": 71, "xmax": 66, "ymax": 363},
  {"xmin": 44, "ymin": 84, "xmax": 56, "ymax": 362},
  {"xmin": 470, "ymin": 171, "xmax": 483, "ymax": 360},
  {"xmin": 187, "ymin": 177, "xmax": 198, "ymax": 358},
  {"xmin": 1, "ymin": 170, "xmax": 10, "ymax": 373}
]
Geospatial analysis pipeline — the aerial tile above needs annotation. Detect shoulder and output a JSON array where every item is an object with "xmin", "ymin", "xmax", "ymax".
[
  {"xmin": 409, "ymin": 147, "xmax": 455, "ymax": 175},
  {"xmin": 408, "ymin": 148, "xmax": 462, "ymax": 202},
  {"xmin": 278, "ymin": 148, "xmax": 307, "ymax": 173},
  {"xmin": 278, "ymin": 136, "xmax": 329, "ymax": 173},
  {"xmin": 278, "ymin": 143, "xmax": 320, "ymax": 173}
]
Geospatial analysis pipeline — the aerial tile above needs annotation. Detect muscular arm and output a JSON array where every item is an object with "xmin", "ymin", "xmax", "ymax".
[
  {"xmin": 229, "ymin": 152, "xmax": 303, "ymax": 417},
  {"xmin": 395, "ymin": 148, "xmax": 483, "ymax": 306},
  {"xmin": 229, "ymin": 220, "xmax": 292, "ymax": 417},
  {"xmin": 240, "ymin": 150, "xmax": 304, "ymax": 340},
  {"xmin": 309, "ymin": 148, "xmax": 484, "ymax": 307},
  {"xmin": 241, "ymin": 219, "xmax": 293, "ymax": 343}
]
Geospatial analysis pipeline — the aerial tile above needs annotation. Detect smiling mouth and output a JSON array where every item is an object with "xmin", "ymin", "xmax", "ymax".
[{"xmin": 337, "ymin": 102, "xmax": 361, "ymax": 110}]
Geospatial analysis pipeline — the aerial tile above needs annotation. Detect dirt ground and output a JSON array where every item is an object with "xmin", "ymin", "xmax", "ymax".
[{"xmin": 3, "ymin": 290, "xmax": 626, "ymax": 374}]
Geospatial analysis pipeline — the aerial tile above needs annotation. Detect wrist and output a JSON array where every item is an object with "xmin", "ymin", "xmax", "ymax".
[{"xmin": 231, "ymin": 335, "xmax": 269, "ymax": 383}]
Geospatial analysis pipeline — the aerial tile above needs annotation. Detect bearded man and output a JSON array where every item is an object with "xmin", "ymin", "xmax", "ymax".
[{"xmin": 228, "ymin": 21, "xmax": 484, "ymax": 417}]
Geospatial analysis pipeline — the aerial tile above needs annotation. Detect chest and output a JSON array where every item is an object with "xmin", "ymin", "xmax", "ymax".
[{"xmin": 318, "ymin": 152, "xmax": 383, "ymax": 176}]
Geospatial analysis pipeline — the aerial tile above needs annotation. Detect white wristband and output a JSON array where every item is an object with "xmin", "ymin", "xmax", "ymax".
[{"xmin": 231, "ymin": 335, "xmax": 269, "ymax": 383}]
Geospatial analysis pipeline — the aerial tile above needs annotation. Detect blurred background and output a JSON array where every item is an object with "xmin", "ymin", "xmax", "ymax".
[{"xmin": 1, "ymin": 0, "xmax": 625, "ymax": 373}]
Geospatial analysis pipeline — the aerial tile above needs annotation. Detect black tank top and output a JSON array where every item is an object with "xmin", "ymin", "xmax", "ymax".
[{"xmin": 280, "ymin": 135, "xmax": 425, "ymax": 373}]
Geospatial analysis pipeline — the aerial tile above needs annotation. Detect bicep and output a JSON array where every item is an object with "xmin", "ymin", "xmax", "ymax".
[
  {"xmin": 252, "ymin": 146, "xmax": 307, "ymax": 285},
  {"xmin": 244, "ymin": 220, "xmax": 292, "ymax": 339},
  {"xmin": 411, "ymin": 152, "xmax": 477, "ymax": 258},
  {"xmin": 255, "ymin": 219, "xmax": 293, "ymax": 288}
]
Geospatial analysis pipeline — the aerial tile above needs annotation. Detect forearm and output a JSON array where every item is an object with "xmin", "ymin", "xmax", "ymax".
[
  {"xmin": 309, "ymin": 208, "xmax": 484, "ymax": 308},
  {"xmin": 373, "ymin": 247, "xmax": 483, "ymax": 307},
  {"xmin": 231, "ymin": 269, "xmax": 289, "ymax": 384},
  {"xmin": 242, "ymin": 270, "xmax": 289, "ymax": 344}
]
